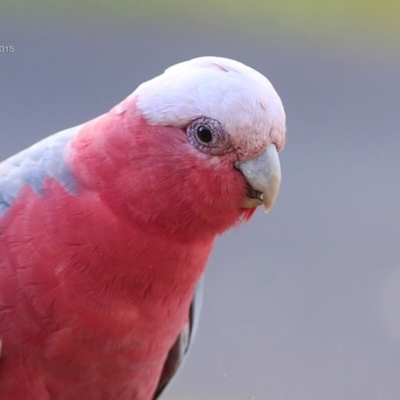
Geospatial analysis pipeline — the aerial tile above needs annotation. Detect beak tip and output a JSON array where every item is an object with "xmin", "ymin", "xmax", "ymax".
[
  {"xmin": 262, "ymin": 196, "xmax": 277, "ymax": 213},
  {"xmin": 262, "ymin": 175, "xmax": 281, "ymax": 214},
  {"xmin": 263, "ymin": 205, "xmax": 272, "ymax": 214}
]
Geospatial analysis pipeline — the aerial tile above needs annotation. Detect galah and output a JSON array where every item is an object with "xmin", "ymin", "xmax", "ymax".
[{"xmin": 0, "ymin": 56, "xmax": 286, "ymax": 399}]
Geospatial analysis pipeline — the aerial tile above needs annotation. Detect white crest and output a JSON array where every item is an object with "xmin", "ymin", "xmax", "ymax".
[{"xmin": 134, "ymin": 57, "xmax": 286, "ymax": 157}]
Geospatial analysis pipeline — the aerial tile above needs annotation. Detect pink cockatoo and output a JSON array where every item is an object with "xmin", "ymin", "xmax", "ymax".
[{"xmin": 0, "ymin": 56, "xmax": 286, "ymax": 399}]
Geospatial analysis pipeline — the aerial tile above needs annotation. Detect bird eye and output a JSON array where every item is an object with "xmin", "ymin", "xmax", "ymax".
[
  {"xmin": 197, "ymin": 126, "xmax": 213, "ymax": 143},
  {"xmin": 186, "ymin": 116, "xmax": 233, "ymax": 155}
]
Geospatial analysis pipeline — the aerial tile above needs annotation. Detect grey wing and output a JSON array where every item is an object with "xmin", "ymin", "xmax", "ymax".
[
  {"xmin": 0, "ymin": 125, "xmax": 82, "ymax": 216},
  {"xmin": 153, "ymin": 276, "xmax": 204, "ymax": 399}
]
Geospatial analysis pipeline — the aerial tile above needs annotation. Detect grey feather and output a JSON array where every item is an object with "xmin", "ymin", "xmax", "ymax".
[
  {"xmin": 0, "ymin": 125, "xmax": 82, "ymax": 215},
  {"xmin": 154, "ymin": 275, "xmax": 204, "ymax": 399}
]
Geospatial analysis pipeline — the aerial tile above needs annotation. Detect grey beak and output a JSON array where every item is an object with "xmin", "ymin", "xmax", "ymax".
[{"xmin": 236, "ymin": 144, "xmax": 281, "ymax": 213}]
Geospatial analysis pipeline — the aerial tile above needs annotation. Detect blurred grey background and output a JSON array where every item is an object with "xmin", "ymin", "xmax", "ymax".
[{"xmin": 1, "ymin": 1, "xmax": 400, "ymax": 399}]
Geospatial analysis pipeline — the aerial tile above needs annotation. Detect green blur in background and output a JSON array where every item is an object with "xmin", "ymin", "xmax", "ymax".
[{"xmin": 3, "ymin": 0, "xmax": 400, "ymax": 42}]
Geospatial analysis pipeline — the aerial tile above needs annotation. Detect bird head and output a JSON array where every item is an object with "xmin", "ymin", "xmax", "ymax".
[{"xmin": 72, "ymin": 57, "xmax": 286, "ymax": 238}]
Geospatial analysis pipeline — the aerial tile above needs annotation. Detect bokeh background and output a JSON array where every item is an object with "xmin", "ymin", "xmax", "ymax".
[{"xmin": 1, "ymin": 1, "xmax": 400, "ymax": 399}]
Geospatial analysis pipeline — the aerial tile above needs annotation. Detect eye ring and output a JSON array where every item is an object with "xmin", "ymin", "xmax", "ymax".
[{"xmin": 186, "ymin": 116, "xmax": 233, "ymax": 155}]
